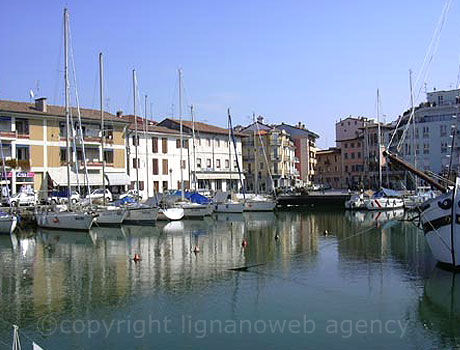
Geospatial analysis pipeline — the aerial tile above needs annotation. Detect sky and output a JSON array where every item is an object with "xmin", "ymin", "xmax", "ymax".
[{"xmin": 1, "ymin": 0, "xmax": 460, "ymax": 148}]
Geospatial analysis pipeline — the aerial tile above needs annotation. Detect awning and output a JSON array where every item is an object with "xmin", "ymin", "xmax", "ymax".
[
  {"xmin": 105, "ymin": 173, "xmax": 131, "ymax": 186},
  {"xmin": 195, "ymin": 172, "xmax": 245, "ymax": 180},
  {"xmin": 48, "ymin": 169, "xmax": 104, "ymax": 187}
]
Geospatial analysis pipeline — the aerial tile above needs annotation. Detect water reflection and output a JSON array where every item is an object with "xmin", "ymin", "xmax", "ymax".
[
  {"xmin": 0, "ymin": 210, "xmax": 456, "ymax": 348},
  {"xmin": 419, "ymin": 268, "xmax": 460, "ymax": 348}
]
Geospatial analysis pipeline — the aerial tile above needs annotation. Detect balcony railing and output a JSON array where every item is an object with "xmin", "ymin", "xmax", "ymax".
[{"xmin": 0, "ymin": 130, "xmax": 29, "ymax": 139}]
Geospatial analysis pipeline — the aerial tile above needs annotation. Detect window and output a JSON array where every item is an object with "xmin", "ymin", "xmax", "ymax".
[
  {"xmin": 423, "ymin": 143, "xmax": 429, "ymax": 154},
  {"xmin": 357, "ymin": 152, "xmax": 361, "ymax": 159},
  {"xmin": 132, "ymin": 135, "xmax": 139, "ymax": 146},
  {"xmin": 351, "ymin": 143, "xmax": 354, "ymax": 148},
  {"xmin": 152, "ymin": 158, "xmax": 159, "ymax": 175},
  {"xmin": 216, "ymin": 159, "xmax": 221, "ymax": 168},
  {"xmin": 351, "ymin": 152, "xmax": 355, "ymax": 159},
  {"xmin": 59, "ymin": 122, "xmax": 66, "ymax": 137},
  {"xmin": 260, "ymin": 162, "xmax": 264, "ymax": 170},
  {"xmin": 206, "ymin": 158, "xmax": 211, "ymax": 168},
  {"xmin": 139, "ymin": 181, "xmax": 144, "ymax": 191},
  {"xmin": 344, "ymin": 153, "xmax": 348, "ymax": 159},
  {"xmin": 182, "ymin": 160, "xmax": 186, "ymax": 169},
  {"xmin": 60, "ymin": 147, "xmax": 67, "ymax": 162},
  {"xmin": 152, "ymin": 137, "xmax": 158, "ymax": 153},
  {"xmin": 206, "ymin": 138, "xmax": 211, "ymax": 146},
  {"xmin": 344, "ymin": 143, "xmax": 348, "ymax": 148},
  {"xmin": 16, "ymin": 119, "xmax": 29, "ymax": 135},
  {"xmin": 441, "ymin": 142, "xmax": 448, "ymax": 153},
  {"xmin": 154, "ymin": 181, "xmax": 159, "ymax": 193},
  {"xmin": 216, "ymin": 139, "xmax": 220, "ymax": 147},
  {"xmin": 162, "ymin": 181, "xmax": 168, "ymax": 191},
  {"xmin": 345, "ymin": 165, "xmax": 348, "ymax": 172},
  {"xmin": 225, "ymin": 159, "xmax": 229, "ymax": 168},
  {"xmin": 132, "ymin": 158, "xmax": 140, "ymax": 169},
  {"xmin": 176, "ymin": 139, "xmax": 181, "ymax": 148},
  {"xmin": 104, "ymin": 149, "xmax": 114, "ymax": 164},
  {"xmin": 197, "ymin": 158, "xmax": 202, "ymax": 168},
  {"xmin": 162, "ymin": 159, "xmax": 168, "ymax": 175},
  {"xmin": 106, "ymin": 125, "xmax": 113, "ymax": 140},
  {"xmin": 440, "ymin": 125, "xmax": 447, "ymax": 137},
  {"xmin": 16, "ymin": 145, "xmax": 29, "ymax": 160},
  {"xmin": 183, "ymin": 139, "xmax": 189, "ymax": 149},
  {"xmin": 162, "ymin": 138, "xmax": 168, "ymax": 153}
]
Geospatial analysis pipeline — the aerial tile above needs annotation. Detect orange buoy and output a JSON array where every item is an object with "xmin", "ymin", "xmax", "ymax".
[
  {"xmin": 241, "ymin": 239, "xmax": 248, "ymax": 248},
  {"xmin": 193, "ymin": 246, "xmax": 200, "ymax": 254},
  {"xmin": 133, "ymin": 253, "xmax": 141, "ymax": 262}
]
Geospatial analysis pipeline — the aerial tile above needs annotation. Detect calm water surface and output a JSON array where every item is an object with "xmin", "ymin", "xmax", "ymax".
[{"xmin": 0, "ymin": 210, "xmax": 459, "ymax": 349}]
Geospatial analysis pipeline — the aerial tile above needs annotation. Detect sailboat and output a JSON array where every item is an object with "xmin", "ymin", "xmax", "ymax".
[
  {"xmin": 93, "ymin": 52, "xmax": 127, "ymax": 225},
  {"xmin": 35, "ymin": 8, "xmax": 96, "ymax": 231},
  {"xmin": 0, "ymin": 140, "xmax": 17, "ymax": 234},
  {"xmin": 174, "ymin": 68, "xmax": 207, "ymax": 219},
  {"xmin": 243, "ymin": 113, "xmax": 277, "ymax": 211},
  {"xmin": 122, "ymin": 69, "xmax": 159, "ymax": 225}
]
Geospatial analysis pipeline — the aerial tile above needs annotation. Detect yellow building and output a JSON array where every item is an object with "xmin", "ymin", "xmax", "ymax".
[{"xmin": 0, "ymin": 98, "xmax": 130, "ymax": 199}]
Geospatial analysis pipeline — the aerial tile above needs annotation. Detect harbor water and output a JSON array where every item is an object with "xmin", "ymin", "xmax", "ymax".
[{"xmin": 0, "ymin": 210, "xmax": 459, "ymax": 349}]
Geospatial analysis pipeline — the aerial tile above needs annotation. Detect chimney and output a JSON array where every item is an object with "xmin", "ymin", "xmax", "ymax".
[
  {"xmin": 257, "ymin": 116, "xmax": 264, "ymax": 123},
  {"xmin": 116, "ymin": 110, "xmax": 123, "ymax": 117},
  {"xmin": 302, "ymin": 123, "xmax": 305, "ymax": 129},
  {"xmin": 35, "ymin": 97, "xmax": 47, "ymax": 112},
  {"xmin": 297, "ymin": 122, "xmax": 302, "ymax": 128}
]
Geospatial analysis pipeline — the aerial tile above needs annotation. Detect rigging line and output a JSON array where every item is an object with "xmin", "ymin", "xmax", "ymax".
[
  {"xmin": 388, "ymin": 0, "xmax": 452, "ymax": 149},
  {"xmin": 255, "ymin": 120, "xmax": 277, "ymax": 197},
  {"xmin": 68, "ymin": 21, "xmax": 91, "ymax": 199},
  {"xmin": 52, "ymin": 14, "xmax": 64, "ymax": 106}
]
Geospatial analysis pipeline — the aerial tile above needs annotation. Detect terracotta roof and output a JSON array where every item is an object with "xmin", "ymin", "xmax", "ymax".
[
  {"xmin": 162, "ymin": 118, "xmax": 247, "ymax": 137},
  {"xmin": 0, "ymin": 99, "xmax": 129, "ymax": 124}
]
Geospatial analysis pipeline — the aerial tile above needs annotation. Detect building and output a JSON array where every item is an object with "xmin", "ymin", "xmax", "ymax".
[
  {"xmin": 315, "ymin": 148, "xmax": 342, "ymax": 188},
  {"xmin": 240, "ymin": 117, "xmax": 298, "ymax": 192},
  {"xmin": 276, "ymin": 122, "xmax": 319, "ymax": 187},
  {"xmin": 125, "ymin": 116, "xmax": 191, "ymax": 198},
  {"xmin": 335, "ymin": 117, "xmax": 367, "ymax": 189},
  {"xmin": 392, "ymin": 89, "xmax": 460, "ymax": 178},
  {"xmin": 157, "ymin": 118, "xmax": 245, "ymax": 192},
  {"xmin": 0, "ymin": 98, "xmax": 130, "ymax": 199}
]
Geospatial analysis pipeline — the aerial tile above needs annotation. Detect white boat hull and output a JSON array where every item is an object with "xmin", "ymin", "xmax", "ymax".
[
  {"xmin": 124, "ymin": 206, "xmax": 159, "ymax": 225},
  {"xmin": 35, "ymin": 211, "xmax": 95, "ymax": 230},
  {"xmin": 180, "ymin": 203, "xmax": 208, "ymax": 218},
  {"xmin": 420, "ymin": 181, "xmax": 460, "ymax": 268},
  {"xmin": 158, "ymin": 208, "xmax": 185, "ymax": 221},
  {"xmin": 365, "ymin": 198, "xmax": 404, "ymax": 210},
  {"xmin": 0, "ymin": 214, "xmax": 17, "ymax": 234},
  {"xmin": 216, "ymin": 202, "xmax": 244, "ymax": 213},
  {"xmin": 95, "ymin": 207, "xmax": 128, "ymax": 225},
  {"xmin": 244, "ymin": 200, "xmax": 276, "ymax": 211}
]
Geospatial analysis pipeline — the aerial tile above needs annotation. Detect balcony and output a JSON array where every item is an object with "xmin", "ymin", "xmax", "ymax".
[
  {"xmin": 4, "ymin": 159, "xmax": 30, "ymax": 170},
  {"xmin": 0, "ymin": 130, "xmax": 29, "ymax": 140}
]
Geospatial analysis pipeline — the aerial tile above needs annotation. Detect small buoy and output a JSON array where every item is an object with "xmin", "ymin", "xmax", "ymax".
[
  {"xmin": 275, "ymin": 233, "xmax": 280, "ymax": 240},
  {"xmin": 193, "ymin": 246, "xmax": 200, "ymax": 253},
  {"xmin": 133, "ymin": 253, "xmax": 141, "ymax": 262},
  {"xmin": 241, "ymin": 239, "xmax": 248, "ymax": 248},
  {"xmin": 323, "ymin": 230, "xmax": 329, "ymax": 236}
]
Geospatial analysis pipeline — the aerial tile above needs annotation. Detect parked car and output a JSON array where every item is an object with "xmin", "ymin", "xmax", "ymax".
[
  {"xmin": 48, "ymin": 190, "xmax": 80, "ymax": 205},
  {"xmin": 8, "ymin": 192, "xmax": 37, "ymax": 207},
  {"xmin": 86, "ymin": 189, "xmax": 113, "ymax": 202}
]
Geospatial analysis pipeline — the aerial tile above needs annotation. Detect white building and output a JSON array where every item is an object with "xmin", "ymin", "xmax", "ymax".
[
  {"xmin": 126, "ymin": 117, "xmax": 191, "ymax": 199},
  {"xmin": 393, "ymin": 89, "xmax": 460, "ymax": 177},
  {"xmin": 158, "ymin": 118, "xmax": 245, "ymax": 192}
]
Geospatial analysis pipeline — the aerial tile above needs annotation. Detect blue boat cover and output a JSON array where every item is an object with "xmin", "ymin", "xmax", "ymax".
[{"xmin": 172, "ymin": 191, "xmax": 213, "ymax": 204}]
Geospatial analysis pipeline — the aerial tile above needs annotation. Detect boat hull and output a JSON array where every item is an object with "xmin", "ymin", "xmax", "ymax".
[
  {"xmin": 95, "ymin": 207, "xmax": 128, "ymax": 225},
  {"xmin": 420, "ymin": 186, "xmax": 460, "ymax": 268},
  {"xmin": 365, "ymin": 198, "xmax": 404, "ymax": 210},
  {"xmin": 35, "ymin": 211, "xmax": 95, "ymax": 231},
  {"xmin": 180, "ymin": 204, "xmax": 208, "ymax": 218},
  {"xmin": 158, "ymin": 208, "xmax": 185, "ymax": 221},
  {"xmin": 244, "ymin": 200, "xmax": 276, "ymax": 211},
  {"xmin": 215, "ymin": 202, "xmax": 244, "ymax": 213},
  {"xmin": 0, "ymin": 214, "xmax": 17, "ymax": 234},
  {"xmin": 124, "ymin": 206, "xmax": 159, "ymax": 225}
]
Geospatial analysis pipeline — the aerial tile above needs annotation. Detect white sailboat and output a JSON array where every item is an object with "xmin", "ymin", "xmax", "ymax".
[
  {"xmin": 0, "ymin": 138, "xmax": 17, "ymax": 234},
  {"xmin": 158, "ymin": 207, "xmax": 185, "ymax": 221},
  {"xmin": 122, "ymin": 69, "xmax": 158, "ymax": 225},
  {"xmin": 35, "ymin": 9, "xmax": 95, "ymax": 231}
]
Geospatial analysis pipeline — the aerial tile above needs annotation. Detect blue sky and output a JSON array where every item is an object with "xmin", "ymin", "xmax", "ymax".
[{"xmin": 1, "ymin": 0, "xmax": 460, "ymax": 148}]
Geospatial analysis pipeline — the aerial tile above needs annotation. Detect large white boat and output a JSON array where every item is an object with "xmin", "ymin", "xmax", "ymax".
[
  {"xmin": 345, "ymin": 193, "xmax": 368, "ymax": 210},
  {"xmin": 418, "ymin": 179, "xmax": 460, "ymax": 269},
  {"xmin": 95, "ymin": 206, "xmax": 127, "ymax": 225},
  {"xmin": 0, "ymin": 212, "xmax": 17, "ymax": 234},
  {"xmin": 178, "ymin": 202, "xmax": 208, "ymax": 218},
  {"xmin": 35, "ymin": 208, "xmax": 96, "ymax": 231},
  {"xmin": 364, "ymin": 188, "xmax": 404, "ymax": 210},
  {"xmin": 124, "ymin": 205, "xmax": 159, "ymax": 225},
  {"xmin": 216, "ymin": 200, "xmax": 244, "ymax": 213},
  {"xmin": 243, "ymin": 195, "xmax": 277, "ymax": 211}
]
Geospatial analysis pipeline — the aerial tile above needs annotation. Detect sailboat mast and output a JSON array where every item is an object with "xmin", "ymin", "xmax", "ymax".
[
  {"xmin": 228, "ymin": 109, "xmax": 232, "ymax": 191},
  {"xmin": 144, "ymin": 94, "xmax": 150, "ymax": 197},
  {"xmin": 99, "ymin": 52, "xmax": 106, "ymax": 206},
  {"xmin": 377, "ymin": 88, "xmax": 382, "ymax": 189},
  {"xmin": 178, "ymin": 68, "xmax": 184, "ymax": 200},
  {"xmin": 409, "ymin": 69, "xmax": 417, "ymax": 194},
  {"xmin": 191, "ymin": 105, "xmax": 197, "ymax": 191},
  {"xmin": 253, "ymin": 113, "xmax": 258, "ymax": 194},
  {"xmin": 133, "ymin": 70, "xmax": 139, "ymax": 195},
  {"xmin": 64, "ymin": 8, "xmax": 72, "ymax": 207}
]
